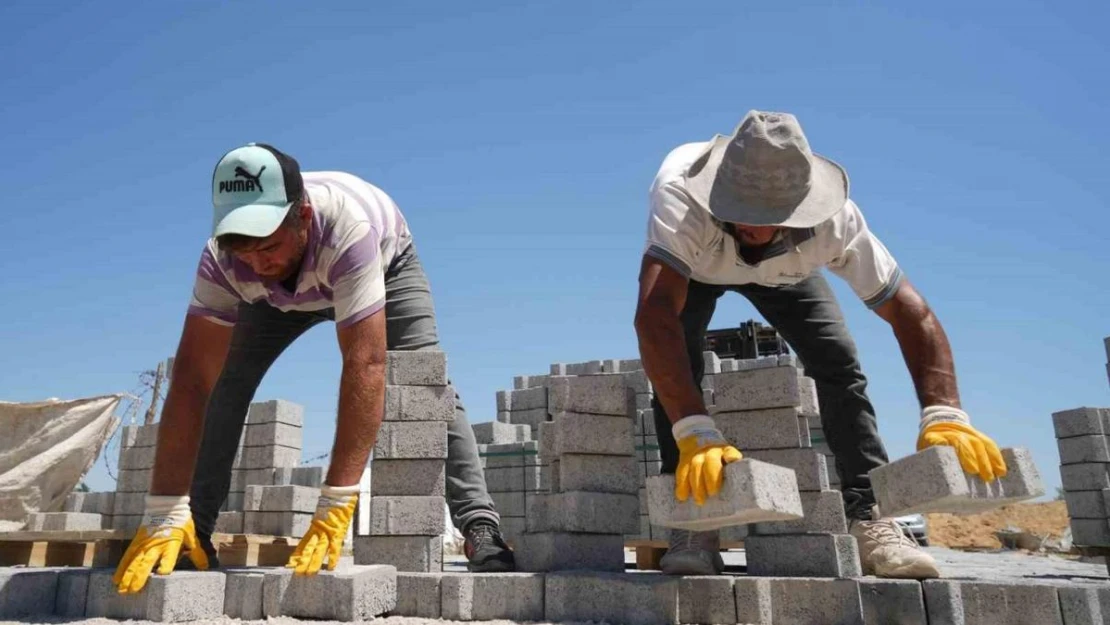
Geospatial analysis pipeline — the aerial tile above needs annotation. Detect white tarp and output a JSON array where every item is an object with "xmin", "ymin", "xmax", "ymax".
[{"xmin": 0, "ymin": 395, "xmax": 123, "ymax": 531}]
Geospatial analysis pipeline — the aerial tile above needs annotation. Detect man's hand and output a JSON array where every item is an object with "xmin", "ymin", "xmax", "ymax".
[
  {"xmin": 112, "ymin": 495, "xmax": 208, "ymax": 593},
  {"xmin": 286, "ymin": 484, "xmax": 359, "ymax": 575},
  {"xmin": 672, "ymin": 415, "xmax": 743, "ymax": 505},
  {"xmin": 917, "ymin": 406, "xmax": 1007, "ymax": 482}
]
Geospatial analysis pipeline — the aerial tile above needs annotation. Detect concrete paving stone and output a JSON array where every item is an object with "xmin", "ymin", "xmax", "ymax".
[
  {"xmin": 539, "ymin": 420, "xmax": 556, "ymax": 460},
  {"xmin": 629, "ymin": 393, "xmax": 653, "ymax": 414},
  {"xmin": 621, "ymin": 358, "xmax": 644, "ymax": 371},
  {"xmin": 769, "ymin": 577, "xmax": 864, "ymax": 625},
  {"xmin": 244, "ymin": 484, "xmax": 265, "ymax": 511},
  {"xmin": 385, "ymin": 384, "xmax": 456, "ymax": 422},
  {"xmin": 1070, "ymin": 519, "xmax": 1110, "ymax": 546},
  {"xmin": 116, "ymin": 468, "xmax": 152, "ymax": 493},
  {"xmin": 715, "ymin": 407, "xmax": 804, "ymax": 450},
  {"xmin": 482, "ymin": 441, "xmax": 541, "ymax": 467},
  {"xmin": 496, "ymin": 410, "xmax": 511, "ymax": 423},
  {"xmin": 291, "ymin": 465, "xmax": 324, "ymax": 487},
  {"xmin": 1062, "ymin": 463, "xmax": 1110, "ymax": 491},
  {"xmin": 567, "ymin": 360, "xmax": 605, "ymax": 375},
  {"xmin": 258, "ymin": 485, "xmax": 321, "ymax": 512},
  {"xmin": 1058, "ymin": 585, "xmax": 1110, "ymax": 625},
  {"xmin": 642, "ymin": 408, "xmax": 657, "ymax": 434},
  {"xmin": 744, "ymin": 448, "xmax": 830, "ymax": 491},
  {"xmin": 113, "ymin": 491, "xmax": 146, "ymax": 516},
  {"xmin": 859, "ymin": 578, "xmax": 927, "ymax": 625},
  {"xmin": 374, "ymin": 420, "xmax": 448, "ymax": 459},
  {"xmin": 394, "ymin": 572, "xmax": 443, "ymax": 617},
  {"xmin": 226, "ymin": 491, "xmax": 244, "ymax": 511},
  {"xmin": 555, "ymin": 454, "xmax": 640, "ymax": 494},
  {"xmin": 526, "ymin": 491, "xmax": 640, "ymax": 534},
  {"xmin": 215, "ymin": 511, "xmax": 244, "ymax": 533},
  {"xmin": 501, "ymin": 516, "xmax": 526, "ymax": 544},
  {"xmin": 484, "ymin": 465, "xmax": 549, "ymax": 492},
  {"xmin": 623, "ymin": 369, "xmax": 653, "ymax": 395},
  {"xmin": 745, "ymin": 533, "xmax": 862, "ymax": 578},
  {"xmin": 243, "ymin": 511, "xmax": 313, "ymax": 537},
  {"xmin": 244, "ymin": 421, "xmax": 303, "ymax": 448},
  {"xmin": 472, "ymin": 421, "xmax": 531, "ymax": 444},
  {"xmin": 111, "ymin": 515, "xmax": 142, "ymax": 532},
  {"xmin": 1054, "ymin": 407, "xmax": 1108, "ymax": 438},
  {"xmin": 721, "ymin": 522, "xmax": 749, "ymax": 542},
  {"xmin": 798, "ymin": 376, "xmax": 819, "ymax": 417},
  {"xmin": 236, "ymin": 444, "xmax": 301, "ymax": 469},
  {"xmin": 923, "ymin": 579, "xmax": 1063, "ymax": 625},
  {"xmin": 0, "ymin": 569, "xmax": 58, "ymax": 619},
  {"xmin": 871, "ymin": 446, "xmax": 1045, "ymax": 516},
  {"xmin": 491, "ymin": 491, "xmax": 527, "ymax": 516},
  {"xmin": 86, "ymin": 569, "xmax": 226, "ymax": 622},
  {"xmin": 507, "ymin": 407, "xmax": 549, "ymax": 435},
  {"xmin": 734, "ymin": 577, "xmax": 773, "ymax": 624},
  {"xmin": 713, "ymin": 365, "xmax": 802, "ymax": 411},
  {"xmin": 247, "ymin": 399, "xmax": 305, "ymax": 427},
  {"xmin": 223, "ymin": 570, "xmax": 265, "ymax": 620},
  {"xmin": 647, "ymin": 459, "xmax": 803, "ymax": 531},
  {"xmin": 703, "ymin": 387, "xmax": 714, "ymax": 407},
  {"xmin": 506, "ymin": 386, "xmax": 548, "ymax": 411},
  {"xmin": 703, "ymin": 350, "xmax": 723, "ymax": 374},
  {"xmin": 515, "ymin": 532, "xmax": 626, "ymax": 572},
  {"xmin": 779, "ymin": 353, "xmax": 799, "ymax": 367},
  {"xmin": 637, "ymin": 445, "xmax": 662, "ymax": 463},
  {"xmin": 550, "ymin": 412, "xmax": 634, "ymax": 455},
  {"xmin": 1061, "ymin": 435, "xmax": 1110, "ymax": 464},
  {"xmin": 798, "ymin": 416, "xmax": 812, "ymax": 447},
  {"xmin": 120, "ymin": 424, "xmax": 139, "ymax": 448},
  {"xmin": 677, "ymin": 576, "xmax": 736, "ymax": 624},
  {"xmin": 720, "ymin": 358, "xmax": 738, "ymax": 372},
  {"xmin": 546, "ymin": 571, "xmax": 678, "ymax": 625},
  {"xmin": 370, "ymin": 496, "xmax": 446, "ymax": 535},
  {"xmin": 55, "ymin": 568, "xmax": 90, "ymax": 617},
  {"xmin": 548, "ymin": 374, "xmax": 630, "ymax": 416},
  {"xmin": 64, "ymin": 491, "xmax": 87, "ymax": 512},
  {"xmin": 134, "ymin": 422, "xmax": 160, "ymax": 447},
  {"xmin": 119, "ymin": 445, "xmax": 157, "ymax": 470},
  {"xmin": 385, "ymin": 349, "xmax": 448, "ymax": 386},
  {"xmin": 514, "ymin": 374, "xmax": 550, "ymax": 389},
  {"xmin": 354, "ymin": 535, "xmax": 443, "ymax": 572},
  {"xmin": 550, "ymin": 363, "xmax": 568, "ymax": 375},
  {"xmin": 371, "ymin": 459, "xmax": 446, "ymax": 496},
  {"xmin": 232, "ymin": 467, "xmax": 276, "ymax": 491},
  {"xmin": 262, "ymin": 565, "xmax": 396, "ymax": 621},
  {"xmin": 23, "ymin": 511, "xmax": 102, "ymax": 531},
  {"xmin": 753, "ymin": 489, "xmax": 848, "ymax": 535},
  {"xmin": 1065, "ymin": 490, "xmax": 1110, "ymax": 519},
  {"xmin": 440, "ymin": 572, "xmax": 545, "ymax": 621}
]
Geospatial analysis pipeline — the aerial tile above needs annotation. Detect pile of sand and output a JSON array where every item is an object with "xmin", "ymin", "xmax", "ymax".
[{"xmin": 925, "ymin": 501, "xmax": 1070, "ymax": 550}]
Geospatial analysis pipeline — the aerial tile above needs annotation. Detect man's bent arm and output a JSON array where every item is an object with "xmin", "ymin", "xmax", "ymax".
[
  {"xmin": 329, "ymin": 308, "xmax": 388, "ymax": 486},
  {"xmin": 634, "ymin": 256, "xmax": 707, "ymax": 423},
  {"xmin": 148, "ymin": 315, "xmax": 233, "ymax": 496},
  {"xmin": 873, "ymin": 279, "xmax": 961, "ymax": 409}
]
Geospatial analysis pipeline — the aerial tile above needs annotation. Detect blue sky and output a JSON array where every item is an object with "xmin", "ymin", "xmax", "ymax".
[{"xmin": 1, "ymin": 1, "xmax": 1107, "ymax": 496}]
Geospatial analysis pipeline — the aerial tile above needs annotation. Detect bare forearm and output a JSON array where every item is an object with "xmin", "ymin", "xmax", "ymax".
[
  {"xmin": 148, "ymin": 381, "xmax": 211, "ymax": 496},
  {"xmin": 890, "ymin": 306, "xmax": 961, "ymax": 409},
  {"xmin": 327, "ymin": 361, "xmax": 386, "ymax": 486},
  {"xmin": 636, "ymin": 308, "xmax": 707, "ymax": 424}
]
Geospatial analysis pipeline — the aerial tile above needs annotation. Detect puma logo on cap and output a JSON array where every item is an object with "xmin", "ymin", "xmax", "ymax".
[{"xmin": 219, "ymin": 165, "xmax": 266, "ymax": 193}]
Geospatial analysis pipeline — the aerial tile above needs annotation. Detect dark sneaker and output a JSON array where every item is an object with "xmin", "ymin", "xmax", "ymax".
[
  {"xmin": 660, "ymin": 528, "xmax": 724, "ymax": 575},
  {"xmin": 176, "ymin": 532, "xmax": 220, "ymax": 570},
  {"xmin": 464, "ymin": 521, "xmax": 516, "ymax": 572}
]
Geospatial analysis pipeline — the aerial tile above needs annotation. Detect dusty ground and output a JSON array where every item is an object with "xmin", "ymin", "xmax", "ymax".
[{"xmin": 925, "ymin": 501, "xmax": 1071, "ymax": 550}]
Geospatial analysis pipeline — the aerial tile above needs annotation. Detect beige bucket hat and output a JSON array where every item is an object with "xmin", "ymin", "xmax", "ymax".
[{"xmin": 685, "ymin": 110, "xmax": 849, "ymax": 228}]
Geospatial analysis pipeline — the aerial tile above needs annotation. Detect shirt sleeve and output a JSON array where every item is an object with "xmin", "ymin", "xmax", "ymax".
[
  {"xmin": 826, "ymin": 199, "xmax": 905, "ymax": 309},
  {"xmin": 328, "ymin": 222, "xmax": 386, "ymax": 328},
  {"xmin": 186, "ymin": 243, "xmax": 241, "ymax": 326},
  {"xmin": 644, "ymin": 182, "xmax": 711, "ymax": 278}
]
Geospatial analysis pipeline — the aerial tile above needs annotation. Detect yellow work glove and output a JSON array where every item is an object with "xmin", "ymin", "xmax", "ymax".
[
  {"xmin": 112, "ymin": 495, "xmax": 209, "ymax": 594},
  {"xmin": 286, "ymin": 483, "xmax": 358, "ymax": 575},
  {"xmin": 672, "ymin": 414, "xmax": 743, "ymax": 506},
  {"xmin": 917, "ymin": 405, "xmax": 1007, "ymax": 482}
]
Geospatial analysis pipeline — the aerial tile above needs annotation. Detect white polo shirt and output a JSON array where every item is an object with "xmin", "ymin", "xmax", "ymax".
[{"xmin": 644, "ymin": 141, "xmax": 904, "ymax": 309}]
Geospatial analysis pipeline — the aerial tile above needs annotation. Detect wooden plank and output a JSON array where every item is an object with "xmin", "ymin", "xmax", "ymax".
[
  {"xmin": 44, "ymin": 542, "xmax": 92, "ymax": 567},
  {"xmin": 0, "ymin": 541, "xmax": 39, "ymax": 566},
  {"xmin": 635, "ymin": 545, "xmax": 664, "ymax": 570}
]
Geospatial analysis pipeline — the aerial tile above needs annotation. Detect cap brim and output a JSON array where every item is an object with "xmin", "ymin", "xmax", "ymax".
[
  {"xmin": 212, "ymin": 203, "xmax": 292, "ymax": 238},
  {"xmin": 687, "ymin": 136, "xmax": 849, "ymax": 228}
]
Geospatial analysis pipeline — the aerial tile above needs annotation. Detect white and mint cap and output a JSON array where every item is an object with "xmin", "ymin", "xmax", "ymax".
[{"xmin": 210, "ymin": 142, "xmax": 304, "ymax": 238}]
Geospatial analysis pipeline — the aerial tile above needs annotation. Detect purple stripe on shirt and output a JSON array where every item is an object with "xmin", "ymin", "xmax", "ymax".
[
  {"xmin": 336, "ymin": 297, "xmax": 386, "ymax": 329},
  {"xmin": 327, "ymin": 228, "xmax": 380, "ymax": 286},
  {"xmin": 187, "ymin": 304, "xmax": 237, "ymax": 324},
  {"xmin": 197, "ymin": 248, "xmax": 238, "ymax": 296},
  {"xmin": 265, "ymin": 285, "xmax": 333, "ymax": 308}
]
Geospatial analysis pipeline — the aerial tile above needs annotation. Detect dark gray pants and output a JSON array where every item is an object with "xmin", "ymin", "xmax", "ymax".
[
  {"xmin": 650, "ymin": 272, "xmax": 889, "ymax": 520},
  {"xmin": 189, "ymin": 244, "xmax": 498, "ymax": 537}
]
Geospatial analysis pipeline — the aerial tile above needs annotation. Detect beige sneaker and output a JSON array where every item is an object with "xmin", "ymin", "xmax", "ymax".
[{"xmin": 849, "ymin": 517, "xmax": 940, "ymax": 579}]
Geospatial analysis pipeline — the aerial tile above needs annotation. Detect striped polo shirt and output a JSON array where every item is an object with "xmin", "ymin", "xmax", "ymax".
[
  {"xmin": 644, "ymin": 141, "xmax": 905, "ymax": 309},
  {"xmin": 187, "ymin": 171, "xmax": 412, "ymax": 328}
]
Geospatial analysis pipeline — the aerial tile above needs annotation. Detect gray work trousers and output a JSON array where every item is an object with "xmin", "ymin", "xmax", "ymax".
[
  {"xmin": 189, "ymin": 243, "xmax": 498, "ymax": 537},
  {"xmin": 650, "ymin": 272, "xmax": 890, "ymax": 521}
]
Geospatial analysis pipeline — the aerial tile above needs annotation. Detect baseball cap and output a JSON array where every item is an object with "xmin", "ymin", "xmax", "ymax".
[{"xmin": 210, "ymin": 143, "xmax": 304, "ymax": 238}]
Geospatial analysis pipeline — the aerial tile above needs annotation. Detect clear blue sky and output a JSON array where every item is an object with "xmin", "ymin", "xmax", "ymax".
[{"xmin": 2, "ymin": 1, "xmax": 1107, "ymax": 496}]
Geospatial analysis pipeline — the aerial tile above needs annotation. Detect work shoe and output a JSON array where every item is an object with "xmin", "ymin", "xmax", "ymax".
[
  {"xmin": 849, "ymin": 517, "xmax": 940, "ymax": 579},
  {"xmin": 464, "ymin": 521, "xmax": 516, "ymax": 572},
  {"xmin": 175, "ymin": 532, "xmax": 220, "ymax": 570},
  {"xmin": 660, "ymin": 528, "xmax": 724, "ymax": 575}
]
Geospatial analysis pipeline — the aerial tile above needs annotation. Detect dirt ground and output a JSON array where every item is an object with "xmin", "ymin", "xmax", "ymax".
[{"xmin": 925, "ymin": 500, "xmax": 1071, "ymax": 550}]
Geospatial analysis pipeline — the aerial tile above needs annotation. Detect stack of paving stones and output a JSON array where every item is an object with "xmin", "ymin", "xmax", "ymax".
[
  {"xmin": 108, "ymin": 422, "xmax": 161, "ymax": 532},
  {"xmin": 353, "ymin": 350, "xmax": 453, "ymax": 572},
  {"xmin": 224, "ymin": 399, "xmax": 305, "ymax": 521},
  {"xmin": 516, "ymin": 371, "xmax": 639, "ymax": 572},
  {"xmin": 480, "ymin": 440, "xmax": 547, "ymax": 546},
  {"xmin": 1054, "ymin": 406, "xmax": 1110, "ymax": 548},
  {"xmin": 702, "ymin": 354, "xmax": 860, "ymax": 577}
]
